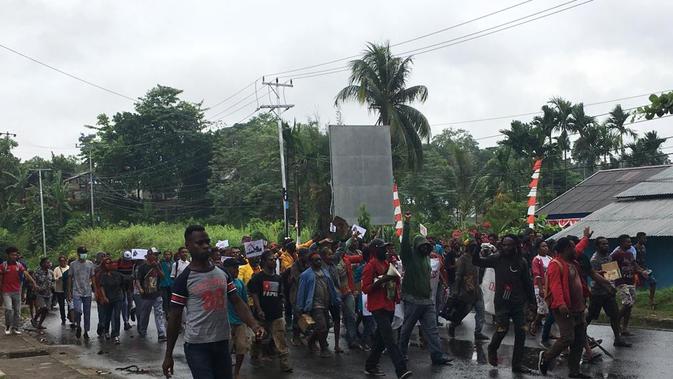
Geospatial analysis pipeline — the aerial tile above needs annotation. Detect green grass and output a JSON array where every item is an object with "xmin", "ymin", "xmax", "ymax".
[
  {"xmin": 597, "ymin": 288, "xmax": 673, "ymax": 329},
  {"xmin": 57, "ymin": 220, "xmax": 310, "ymax": 259}
]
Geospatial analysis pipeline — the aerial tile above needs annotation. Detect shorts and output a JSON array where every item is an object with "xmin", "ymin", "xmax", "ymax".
[
  {"xmin": 231, "ymin": 324, "xmax": 252, "ymax": 354},
  {"xmin": 536, "ymin": 294, "xmax": 549, "ymax": 315},
  {"xmin": 617, "ymin": 284, "xmax": 636, "ymax": 307},
  {"xmin": 35, "ymin": 295, "xmax": 51, "ymax": 310}
]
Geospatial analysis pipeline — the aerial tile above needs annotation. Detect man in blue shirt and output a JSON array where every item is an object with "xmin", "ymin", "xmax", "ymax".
[{"xmin": 223, "ymin": 259, "xmax": 251, "ymax": 379}]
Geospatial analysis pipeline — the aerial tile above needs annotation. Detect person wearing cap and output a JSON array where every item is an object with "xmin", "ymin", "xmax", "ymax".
[
  {"xmin": 67, "ymin": 246, "xmax": 96, "ymax": 339},
  {"xmin": 134, "ymin": 248, "xmax": 167, "ymax": 341},
  {"xmin": 117, "ymin": 250, "xmax": 135, "ymax": 331},
  {"xmin": 398, "ymin": 213, "xmax": 452, "ymax": 366},
  {"xmin": 362, "ymin": 238, "xmax": 410, "ymax": 379},
  {"xmin": 296, "ymin": 249, "xmax": 340, "ymax": 358}
]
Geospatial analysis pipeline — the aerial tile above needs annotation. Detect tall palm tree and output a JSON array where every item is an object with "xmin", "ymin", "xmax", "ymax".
[
  {"xmin": 624, "ymin": 131, "xmax": 670, "ymax": 166},
  {"xmin": 335, "ymin": 42, "xmax": 430, "ymax": 170},
  {"xmin": 606, "ymin": 105, "xmax": 636, "ymax": 156},
  {"xmin": 549, "ymin": 97, "xmax": 574, "ymax": 190}
]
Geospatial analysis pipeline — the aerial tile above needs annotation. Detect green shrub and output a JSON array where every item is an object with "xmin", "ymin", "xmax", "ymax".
[{"xmin": 61, "ymin": 221, "xmax": 310, "ymax": 258}]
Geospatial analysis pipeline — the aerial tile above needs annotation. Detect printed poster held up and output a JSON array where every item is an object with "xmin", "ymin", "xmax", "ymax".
[
  {"xmin": 244, "ymin": 240, "xmax": 265, "ymax": 258},
  {"xmin": 131, "ymin": 248, "xmax": 148, "ymax": 261},
  {"xmin": 351, "ymin": 224, "xmax": 367, "ymax": 238},
  {"xmin": 419, "ymin": 223, "xmax": 428, "ymax": 237}
]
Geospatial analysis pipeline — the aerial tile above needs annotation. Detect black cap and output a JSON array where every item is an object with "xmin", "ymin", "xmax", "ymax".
[
  {"xmin": 222, "ymin": 258, "xmax": 240, "ymax": 268},
  {"xmin": 369, "ymin": 238, "xmax": 391, "ymax": 250}
]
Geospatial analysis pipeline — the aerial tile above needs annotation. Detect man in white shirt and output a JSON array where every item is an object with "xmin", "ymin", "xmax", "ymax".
[
  {"xmin": 52, "ymin": 255, "xmax": 70, "ymax": 325},
  {"xmin": 171, "ymin": 247, "xmax": 190, "ymax": 279}
]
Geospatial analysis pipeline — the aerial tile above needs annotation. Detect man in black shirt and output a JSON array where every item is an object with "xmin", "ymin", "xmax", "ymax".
[
  {"xmin": 248, "ymin": 251, "xmax": 292, "ymax": 373},
  {"xmin": 473, "ymin": 235, "xmax": 536, "ymax": 374},
  {"xmin": 134, "ymin": 250, "xmax": 167, "ymax": 341}
]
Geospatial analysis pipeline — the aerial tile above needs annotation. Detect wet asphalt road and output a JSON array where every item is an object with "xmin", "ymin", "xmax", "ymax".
[{"xmin": 34, "ymin": 303, "xmax": 671, "ymax": 379}]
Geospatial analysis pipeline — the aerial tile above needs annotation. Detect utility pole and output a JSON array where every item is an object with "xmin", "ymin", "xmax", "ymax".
[
  {"xmin": 260, "ymin": 77, "xmax": 294, "ymax": 238},
  {"xmin": 76, "ymin": 144, "xmax": 95, "ymax": 227},
  {"xmin": 1, "ymin": 131, "xmax": 17, "ymax": 139},
  {"xmin": 30, "ymin": 168, "xmax": 51, "ymax": 257}
]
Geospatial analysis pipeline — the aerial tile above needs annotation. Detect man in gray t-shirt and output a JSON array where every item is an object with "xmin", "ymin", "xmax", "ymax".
[
  {"xmin": 68, "ymin": 247, "xmax": 96, "ymax": 339},
  {"xmin": 163, "ymin": 225, "xmax": 264, "ymax": 379}
]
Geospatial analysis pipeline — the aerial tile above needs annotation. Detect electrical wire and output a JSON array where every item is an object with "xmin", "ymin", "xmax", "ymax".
[
  {"xmin": 0, "ymin": 42, "xmax": 136, "ymax": 101},
  {"xmin": 264, "ymin": 0, "xmax": 534, "ymax": 77}
]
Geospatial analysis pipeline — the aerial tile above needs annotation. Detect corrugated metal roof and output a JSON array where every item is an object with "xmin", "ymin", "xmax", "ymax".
[
  {"xmin": 551, "ymin": 197, "xmax": 673, "ymax": 239},
  {"xmin": 537, "ymin": 165, "xmax": 670, "ymax": 217},
  {"xmin": 616, "ymin": 166, "xmax": 673, "ymax": 198}
]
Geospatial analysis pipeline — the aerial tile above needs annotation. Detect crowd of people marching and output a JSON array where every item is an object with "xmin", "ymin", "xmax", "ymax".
[{"xmin": 0, "ymin": 213, "xmax": 656, "ymax": 379}]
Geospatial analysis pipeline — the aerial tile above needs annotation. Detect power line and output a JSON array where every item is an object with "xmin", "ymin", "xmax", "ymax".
[
  {"xmin": 0, "ymin": 42, "xmax": 136, "ymax": 101},
  {"xmin": 265, "ymin": 0, "xmax": 534, "ymax": 77},
  {"xmin": 284, "ymin": 0, "xmax": 594, "ymax": 81},
  {"xmin": 204, "ymin": 78, "xmax": 260, "ymax": 110},
  {"xmin": 438, "ymin": 88, "xmax": 672, "ymax": 128}
]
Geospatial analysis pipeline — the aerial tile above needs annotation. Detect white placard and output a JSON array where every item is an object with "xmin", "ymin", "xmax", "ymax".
[
  {"xmin": 351, "ymin": 224, "xmax": 367, "ymax": 237},
  {"xmin": 215, "ymin": 240, "xmax": 229, "ymax": 249},
  {"xmin": 362, "ymin": 294, "xmax": 371, "ymax": 316},
  {"xmin": 131, "ymin": 248, "xmax": 148, "ymax": 260},
  {"xmin": 329, "ymin": 223, "xmax": 337, "ymax": 233},
  {"xmin": 419, "ymin": 223, "xmax": 428, "ymax": 237},
  {"xmin": 481, "ymin": 268, "xmax": 496, "ymax": 317},
  {"xmin": 244, "ymin": 240, "xmax": 265, "ymax": 258}
]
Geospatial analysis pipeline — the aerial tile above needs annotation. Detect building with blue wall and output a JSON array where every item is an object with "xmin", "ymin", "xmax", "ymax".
[{"xmin": 543, "ymin": 165, "xmax": 673, "ymax": 288}]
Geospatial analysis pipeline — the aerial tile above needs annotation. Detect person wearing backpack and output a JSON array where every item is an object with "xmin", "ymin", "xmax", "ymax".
[{"xmin": 134, "ymin": 248, "xmax": 167, "ymax": 341}]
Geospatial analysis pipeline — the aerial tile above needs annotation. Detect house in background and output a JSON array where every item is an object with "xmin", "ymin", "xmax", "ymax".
[
  {"xmin": 537, "ymin": 165, "xmax": 670, "ymax": 227},
  {"xmin": 550, "ymin": 165, "xmax": 673, "ymax": 288}
]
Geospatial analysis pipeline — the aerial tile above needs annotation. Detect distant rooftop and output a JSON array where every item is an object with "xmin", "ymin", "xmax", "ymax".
[
  {"xmin": 616, "ymin": 166, "xmax": 673, "ymax": 199},
  {"xmin": 537, "ymin": 165, "xmax": 670, "ymax": 218}
]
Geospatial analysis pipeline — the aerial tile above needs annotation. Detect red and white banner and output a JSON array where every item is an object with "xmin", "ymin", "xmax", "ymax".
[
  {"xmin": 527, "ymin": 159, "xmax": 543, "ymax": 229},
  {"xmin": 548, "ymin": 218, "xmax": 581, "ymax": 228},
  {"xmin": 393, "ymin": 183, "xmax": 403, "ymax": 241}
]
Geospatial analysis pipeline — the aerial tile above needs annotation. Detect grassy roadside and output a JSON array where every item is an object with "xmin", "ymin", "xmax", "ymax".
[{"xmin": 597, "ymin": 288, "xmax": 673, "ymax": 330}]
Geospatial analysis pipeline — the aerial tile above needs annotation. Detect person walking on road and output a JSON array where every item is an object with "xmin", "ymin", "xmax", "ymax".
[
  {"xmin": 159, "ymin": 250, "xmax": 174, "ymax": 318},
  {"xmin": 134, "ymin": 248, "xmax": 167, "ymax": 341},
  {"xmin": 1, "ymin": 247, "xmax": 37, "ymax": 335},
  {"xmin": 472, "ymin": 235, "xmax": 537, "ymax": 374},
  {"xmin": 68, "ymin": 246, "xmax": 96, "ymax": 340},
  {"xmin": 296, "ymin": 249, "xmax": 341, "ymax": 358},
  {"xmin": 538, "ymin": 237, "xmax": 591, "ymax": 378},
  {"xmin": 52, "ymin": 256, "xmax": 69, "ymax": 325},
  {"xmin": 361, "ymin": 238, "xmax": 411, "ymax": 379},
  {"xmin": 248, "ymin": 250, "xmax": 293, "ymax": 372},
  {"xmin": 398, "ymin": 212, "xmax": 452, "ymax": 366},
  {"xmin": 31, "ymin": 257, "xmax": 54, "ymax": 330},
  {"xmin": 98, "ymin": 257, "xmax": 125, "ymax": 344},
  {"xmin": 163, "ymin": 225, "xmax": 264, "ymax": 379}
]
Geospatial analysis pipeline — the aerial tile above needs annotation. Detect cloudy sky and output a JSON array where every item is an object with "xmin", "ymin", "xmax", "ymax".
[{"xmin": 3, "ymin": 0, "xmax": 673, "ymax": 161}]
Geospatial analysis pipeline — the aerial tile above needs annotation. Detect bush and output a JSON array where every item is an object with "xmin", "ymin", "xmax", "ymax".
[{"xmin": 61, "ymin": 220, "xmax": 310, "ymax": 258}]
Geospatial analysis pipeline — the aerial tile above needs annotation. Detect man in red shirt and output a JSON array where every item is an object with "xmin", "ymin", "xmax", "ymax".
[
  {"xmin": 538, "ymin": 238, "xmax": 590, "ymax": 378},
  {"xmin": 1, "ymin": 247, "xmax": 37, "ymax": 335},
  {"xmin": 361, "ymin": 239, "xmax": 411, "ymax": 379}
]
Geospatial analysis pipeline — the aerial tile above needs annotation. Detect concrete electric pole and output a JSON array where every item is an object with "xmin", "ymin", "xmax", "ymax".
[
  {"xmin": 260, "ymin": 77, "xmax": 294, "ymax": 238},
  {"xmin": 30, "ymin": 168, "xmax": 51, "ymax": 257}
]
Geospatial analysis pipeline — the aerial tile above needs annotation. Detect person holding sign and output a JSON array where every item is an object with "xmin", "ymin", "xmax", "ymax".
[
  {"xmin": 134, "ymin": 249, "xmax": 167, "ymax": 341},
  {"xmin": 398, "ymin": 212, "xmax": 452, "ymax": 366},
  {"xmin": 610, "ymin": 234, "xmax": 649, "ymax": 337},
  {"xmin": 587, "ymin": 237, "xmax": 631, "ymax": 347},
  {"xmin": 296, "ymin": 249, "xmax": 341, "ymax": 358},
  {"xmin": 361, "ymin": 238, "xmax": 410, "ymax": 379},
  {"xmin": 163, "ymin": 225, "xmax": 264, "ymax": 379}
]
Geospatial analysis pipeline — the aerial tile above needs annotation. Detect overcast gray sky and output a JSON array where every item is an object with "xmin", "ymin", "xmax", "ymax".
[{"xmin": 3, "ymin": 0, "xmax": 673, "ymax": 161}]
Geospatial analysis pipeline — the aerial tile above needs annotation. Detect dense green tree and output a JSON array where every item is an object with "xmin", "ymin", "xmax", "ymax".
[
  {"xmin": 335, "ymin": 42, "xmax": 430, "ymax": 170},
  {"xmin": 623, "ymin": 131, "xmax": 670, "ymax": 167}
]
